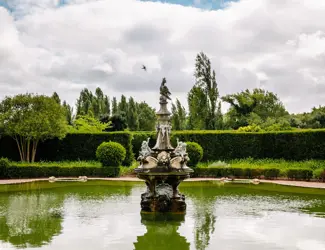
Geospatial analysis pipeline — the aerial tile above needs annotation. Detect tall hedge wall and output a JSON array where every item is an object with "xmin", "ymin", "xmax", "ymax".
[
  {"xmin": 0, "ymin": 132, "xmax": 133, "ymax": 166},
  {"xmin": 2, "ymin": 130, "xmax": 325, "ymax": 164},
  {"xmin": 132, "ymin": 130, "xmax": 325, "ymax": 161}
]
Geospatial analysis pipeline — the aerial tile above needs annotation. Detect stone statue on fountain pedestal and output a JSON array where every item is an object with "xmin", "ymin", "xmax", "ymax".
[
  {"xmin": 159, "ymin": 77, "xmax": 171, "ymax": 100},
  {"xmin": 134, "ymin": 77, "xmax": 193, "ymax": 213}
]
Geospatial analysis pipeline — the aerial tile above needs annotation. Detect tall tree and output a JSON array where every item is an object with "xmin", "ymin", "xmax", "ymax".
[
  {"xmin": 118, "ymin": 95, "xmax": 128, "ymax": 115},
  {"xmin": 62, "ymin": 101, "xmax": 74, "ymax": 126},
  {"xmin": 291, "ymin": 105, "xmax": 325, "ymax": 129},
  {"xmin": 95, "ymin": 87, "xmax": 104, "ymax": 100},
  {"xmin": 171, "ymin": 99, "xmax": 187, "ymax": 130},
  {"xmin": 187, "ymin": 86, "xmax": 208, "ymax": 130},
  {"xmin": 215, "ymin": 101, "xmax": 223, "ymax": 130},
  {"xmin": 91, "ymin": 98, "xmax": 100, "ymax": 118},
  {"xmin": 112, "ymin": 97, "xmax": 118, "ymax": 115},
  {"xmin": 75, "ymin": 87, "xmax": 110, "ymax": 119},
  {"xmin": 251, "ymin": 88, "xmax": 288, "ymax": 120},
  {"xmin": 70, "ymin": 114, "xmax": 111, "ymax": 133},
  {"xmin": 127, "ymin": 97, "xmax": 139, "ymax": 131},
  {"xmin": 101, "ymin": 112, "xmax": 127, "ymax": 131},
  {"xmin": 103, "ymin": 95, "xmax": 110, "ymax": 116},
  {"xmin": 0, "ymin": 94, "xmax": 68, "ymax": 162},
  {"xmin": 137, "ymin": 102, "xmax": 156, "ymax": 131},
  {"xmin": 188, "ymin": 52, "xmax": 220, "ymax": 130},
  {"xmin": 94, "ymin": 87, "xmax": 106, "ymax": 118},
  {"xmin": 76, "ymin": 88, "xmax": 93, "ymax": 116},
  {"xmin": 51, "ymin": 92, "xmax": 61, "ymax": 105},
  {"xmin": 222, "ymin": 88, "xmax": 288, "ymax": 129}
]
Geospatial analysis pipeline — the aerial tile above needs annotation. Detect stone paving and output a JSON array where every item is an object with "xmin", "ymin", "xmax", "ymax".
[{"xmin": 0, "ymin": 177, "xmax": 325, "ymax": 189}]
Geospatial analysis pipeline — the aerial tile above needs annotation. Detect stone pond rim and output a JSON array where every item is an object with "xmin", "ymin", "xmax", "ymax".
[{"xmin": 134, "ymin": 77, "xmax": 194, "ymax": 213}]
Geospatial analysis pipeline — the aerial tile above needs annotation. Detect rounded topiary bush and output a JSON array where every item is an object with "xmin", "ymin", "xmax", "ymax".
[
  {"xmin": 96, "ymin": 141, "xmax": 126, "ymax": 167},
  {"xmin": 186, "ymin": 142, "xmax": 203, "ymax": 167},
  {"xmin": 0, "ymin": 157, "xmax": 9, "ymax": 178}
]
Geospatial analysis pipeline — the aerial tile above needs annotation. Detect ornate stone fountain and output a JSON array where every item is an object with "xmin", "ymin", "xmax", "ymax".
[{"xmin": 134, "ymin": 77, "xmax": 193, "ymax": 213}]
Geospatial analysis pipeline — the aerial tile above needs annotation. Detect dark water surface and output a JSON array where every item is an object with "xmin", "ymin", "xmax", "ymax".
[{"xmin": 0, "ymin": 181, "xmax": 324, "ymax": 250}]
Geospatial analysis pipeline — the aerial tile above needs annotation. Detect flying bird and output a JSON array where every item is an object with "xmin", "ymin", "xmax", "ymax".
[{"xmin": 142, "ymin": 65, "xmax": 147, "ymax": 71}]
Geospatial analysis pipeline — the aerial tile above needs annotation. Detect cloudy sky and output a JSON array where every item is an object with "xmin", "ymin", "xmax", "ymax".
[{"xmin": 0, "ymin": 0, "xmax": 325, "ymax": 113}]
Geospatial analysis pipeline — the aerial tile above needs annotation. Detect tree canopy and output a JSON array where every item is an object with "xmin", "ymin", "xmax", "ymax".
[
  {"xmin": 222, "ymin": 88, "xmax": 288, "ymax": 129},
  {"xmin": 69, "ymin": 114, "xmax": 111, "ymax": 133},
  {"xmin": 0, "ymin": 94, "xmax": 68, "ymax": 162},
  {"xmin": 188, "ymin": 52, "xmax": 221, "ymax": 130}
]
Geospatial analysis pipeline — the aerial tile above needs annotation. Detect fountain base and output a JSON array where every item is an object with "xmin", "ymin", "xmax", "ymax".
[{"xmin": 136, "ymin": 173, "xmax": 190, "ymax": 213}]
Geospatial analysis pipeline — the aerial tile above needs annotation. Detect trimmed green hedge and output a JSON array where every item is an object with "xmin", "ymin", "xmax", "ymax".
[
  {"xmin": 314, "ymin": 169, "xmax": 325, "ymax": 182},
  {"xmin": 0, "ymin": 163, "xmax": 321, "ymax": 181},
  {"xmin": 286, "ymin": 168, "xmax": 313, "ymax": 181},
  {"xmin": 194, "ymin": 167, "xmax": 280, "ymax": 179},
  {"xmin": 1, "ymin": 165, "xmax": 120, "ymax": 178},
  {"xmin": 3, "ymin": 129, "xmax": 325, "ymax": 165},
  {"xmin": 0, "ymin": 132, "xmax": 134, "ymax": 166},
  {"xmin": 194, "ymin": 167, "xmax": 315, "ymax": 181},
  {"xmin": 132, "ymin": 130, "xmax": 325, "ymax": 161}
]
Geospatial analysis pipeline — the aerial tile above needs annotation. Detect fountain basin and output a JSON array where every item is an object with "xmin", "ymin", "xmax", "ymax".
[{"xmin": 0, "ymin": 180, "xmax": 325, "ymax": 250}]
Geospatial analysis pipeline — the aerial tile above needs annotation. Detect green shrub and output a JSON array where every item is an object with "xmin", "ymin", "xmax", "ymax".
[
  {"xmin": 237, "ymin": 124, "xmax": 264, "ymax": 132},
  {"xmin": 313, "ymin": 168, "xmax": 325, "ymax": 182},
  {"xmin": 186, "ymin": 142, "xmax": 203, "ymax": 167},
  {"xmin": 194, "ymin": 166, "xmax": 280, "ymax": 179},
  {"xmin": 286, "ymin": 168, "xmax": 313, "ymax": 181},
  {"xmin": 0, "ymin": 132, "xmax": 133, "ymax": 166},
  {"xmin": 263, "ymin": 168, "xmax": 281, "ymax": 179},
  {"xmin": 104, "ymin": 167, "xmax": 121, "ymax": 177},
  {"xmin": 0, "ymin": 157, "xmax": 10, "ymax": 168},
  {"xmin": 4, "ymin": 165, "xmax": 119, "ymax": 178},
  {"xmin": 0, "ymin": 157, "xmax": 9, "ymax": 178},
  {"xmin": 96, "ymin": 141, "xmax": 126, "ymax": 167}
]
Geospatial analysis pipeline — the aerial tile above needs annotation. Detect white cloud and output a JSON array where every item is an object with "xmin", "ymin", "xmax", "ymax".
[{"xmin": 1, "ymin": 0, "xmax": 325, "ymax": 113}]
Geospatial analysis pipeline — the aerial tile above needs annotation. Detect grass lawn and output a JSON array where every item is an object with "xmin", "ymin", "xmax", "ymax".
[{"xmin": 198, "ymin": 158, "xmax": 325, "ymax": 170}]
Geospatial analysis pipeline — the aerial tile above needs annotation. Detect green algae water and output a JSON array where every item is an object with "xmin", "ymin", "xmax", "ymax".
[{"xmin": 0, "ymin": 181, "xmax": 324, "ymax": 250}]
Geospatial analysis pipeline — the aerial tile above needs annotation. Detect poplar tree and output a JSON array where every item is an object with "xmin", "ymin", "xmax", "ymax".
[
  {"xmin": 187, "ymin": 52, "xmax": 220, "ymax": 130},
  {"xmin": 127, "ymin": 97, "xmax": 139, "ymax": 131}
]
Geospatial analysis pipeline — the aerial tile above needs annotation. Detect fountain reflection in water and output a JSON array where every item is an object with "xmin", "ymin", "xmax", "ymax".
[
  {"xmin": 134, "ymin": 77, "xmax": 193, "ymax": 213},
  {"xmin": 134, "ymin": 213, "xmax": 190, "ymax": 250}
]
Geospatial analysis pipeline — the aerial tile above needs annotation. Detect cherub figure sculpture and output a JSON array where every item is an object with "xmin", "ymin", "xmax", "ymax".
[
  {"xmin": 138, "ymin": 138, "xmax": 152, "ymax": 161},
  {"xmin": 174, "ymin": 138, "xmax": 187, "ymax": 158}
]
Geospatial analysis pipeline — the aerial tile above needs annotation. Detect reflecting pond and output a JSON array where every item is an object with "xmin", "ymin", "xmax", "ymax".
[{"xmin": 0, "ymin": 181, "xmax": 325, "ymax": 250}]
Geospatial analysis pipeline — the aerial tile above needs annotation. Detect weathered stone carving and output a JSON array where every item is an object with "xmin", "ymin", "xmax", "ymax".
[
  {"xmin": 135, "ymin": 77, "xmax": 193, "ymax": 213},
  {"xmin": 157, "ymin": 151, "xmax": 171, "ymax": 167},
  {"xmin": 153, "ymin": 123, "xmax": 173, "ymax": 150},
  {"xmin": 159, "ymin": 77, "xmax": 171, "ymax": 101},
  {"xmin": 138, "ymin": 138, "xmax": 152, "ymax": 161},
  {"xmin": 174, "ymin": 138, "xmax": 187, "ymax": 158}
]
